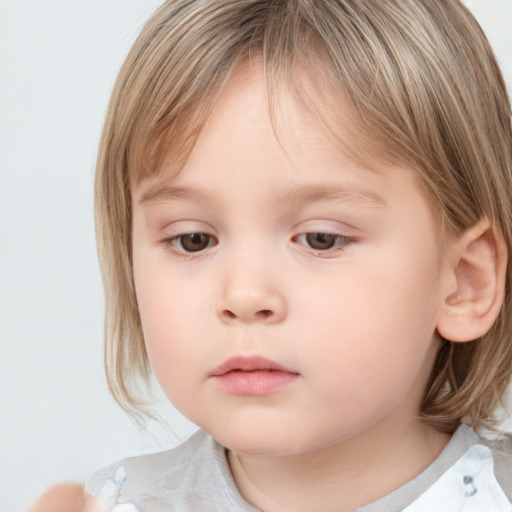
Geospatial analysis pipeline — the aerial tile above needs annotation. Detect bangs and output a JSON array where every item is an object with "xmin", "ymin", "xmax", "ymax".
[{"xmin": 115, "ymin": 0, "xmax": 408, "ymax": 186}]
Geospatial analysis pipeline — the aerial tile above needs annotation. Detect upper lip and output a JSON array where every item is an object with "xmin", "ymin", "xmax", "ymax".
[{"xmin": 210, "ymin": 355, "xmax": 299, "ymax": 376}]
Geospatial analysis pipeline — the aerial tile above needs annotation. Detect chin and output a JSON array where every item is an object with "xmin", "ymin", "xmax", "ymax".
[
  {"xmin": 203, "ymin": 423, "xmax": 293, "ymax": 455},
  {"xmin": 203, "ymin": 421, "xmax": 332, "ymax": 457}
]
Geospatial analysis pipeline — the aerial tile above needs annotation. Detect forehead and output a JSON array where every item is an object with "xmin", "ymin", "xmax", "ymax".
[
  {"xmin": 133, "ymin": 61, "xmax": 423, "ymax": 217},
  {"xmin": 132, "ymin": 59, "xmax": 413, "ymax": 198}
]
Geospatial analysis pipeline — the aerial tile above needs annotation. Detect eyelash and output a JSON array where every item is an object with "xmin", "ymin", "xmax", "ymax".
[
  {"xmin": 160, "ymin": 232, "xmax": 354, "ymax": 258},
  {"xmin": 161, "ymin": 233, "xmax": 217, "ymax": 257},
  {"xmin": 293, "ymin": 233, "xmax": 354, "ymax": 257}
]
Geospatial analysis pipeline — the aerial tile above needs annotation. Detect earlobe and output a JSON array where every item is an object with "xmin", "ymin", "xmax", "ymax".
[{"xmin": 437, "ymin": 219, "xmax": 507, "ymax": 343}]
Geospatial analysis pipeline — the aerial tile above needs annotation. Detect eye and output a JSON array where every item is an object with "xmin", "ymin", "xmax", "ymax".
[
  {"xmin": 295, "ymin": 232, "xmax": 350, "ymax": 252},
  {"xmin": 167, "ymin": 233, "xmax": 217, "ymax": 253}
]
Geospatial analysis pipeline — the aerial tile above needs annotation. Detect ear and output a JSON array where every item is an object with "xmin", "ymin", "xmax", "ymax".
[{"xmin": 436, "ymin": 219, "xmax": 507, "ymax": 343}]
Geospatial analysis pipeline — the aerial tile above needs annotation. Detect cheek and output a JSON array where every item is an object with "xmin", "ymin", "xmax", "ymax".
[
  {"xmin": 137, "ymin": 288, "xmax": 207, "ymax": 414},
  {"xmin": 137, "ymin": 283, "xmax": 204, "ymax": 361},
  {"xmin": 132, "ymin": 252, "xmax": 210, "ymax": 395},
  {"xmin": 293, "ymin": 249, "xmax": 441, "ymax": 403}
]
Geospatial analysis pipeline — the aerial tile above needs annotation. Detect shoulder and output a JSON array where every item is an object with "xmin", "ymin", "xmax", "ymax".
[
  {"xmin": 85, "ymin": 429, "xmax": 258, "ymax": 512},
  {"xmin": 486, "ymin": 431, "xmax": 512, "ymax": 501},
  {"xmin": 85, "ymin": 429, "xmax": 206, "ymax": 495},
  {"xmin": 452, "ymin": 426, "xmax": 512, "ymax": 503}
]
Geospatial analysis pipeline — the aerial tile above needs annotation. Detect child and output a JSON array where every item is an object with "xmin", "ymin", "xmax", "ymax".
[{"xmin": 86, "ymin": 0, "xmax": 512, "ymax": 510}]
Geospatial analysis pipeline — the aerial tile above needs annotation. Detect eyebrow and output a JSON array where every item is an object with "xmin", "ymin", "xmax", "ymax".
[
  {"xmin": 137, "ymin": 182, "xmax": 387, "ymax": 208},
  {"xmin": 138, "ymin": 184, "xmax": 210, "ymax": 205},
  {"xmin": 276, "ymin": 184, "xmax": 387, "ymax": 208}
]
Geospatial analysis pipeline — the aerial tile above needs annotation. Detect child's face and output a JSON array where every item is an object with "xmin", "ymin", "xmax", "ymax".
[{"xmin": 132, "ymin": 63, "xmax": 451, "ymax": 456}]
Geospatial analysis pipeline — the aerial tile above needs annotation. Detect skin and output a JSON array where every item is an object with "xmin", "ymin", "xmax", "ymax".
[
  {"xmin": 131, "ymin": 61, "xmax": 455, "ymax": 511},
  {"xmin": 29, "ymin": 483, "xmax": 85, "ymax": 512}
]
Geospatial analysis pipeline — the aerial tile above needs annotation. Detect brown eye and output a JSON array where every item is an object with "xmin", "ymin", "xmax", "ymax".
[
  {"xmin": 294, "ymin": 232, "xmax": 351, "ymax": 254},
  {"xmin": 305, "ymin": 233, "xmax": 337, "ymax": 250},
  {"xmin": 177, "ymin": 233, "xmax": 214, "ymax": 252}
]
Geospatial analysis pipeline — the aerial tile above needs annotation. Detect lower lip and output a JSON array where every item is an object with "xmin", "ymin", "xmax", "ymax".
[{"xmin": 212, "ymin": 370, "xmax": 299, "ymax": 396}]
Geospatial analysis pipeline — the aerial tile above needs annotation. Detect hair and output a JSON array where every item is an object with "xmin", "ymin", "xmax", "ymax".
[{"xmin": 95, "ymin": 0, "xmax": 512, "ymax": 433}]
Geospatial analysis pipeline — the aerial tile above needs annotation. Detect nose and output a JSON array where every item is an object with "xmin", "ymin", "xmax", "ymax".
[{"xmin": 216, "ymin": 256, "xmax": 287, "ymax": 325}]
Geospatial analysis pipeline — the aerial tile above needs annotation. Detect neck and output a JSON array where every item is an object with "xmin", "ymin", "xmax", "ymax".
[{"xmin": 228, "ymin": 419, "xmax": 451, "ymax": 512}]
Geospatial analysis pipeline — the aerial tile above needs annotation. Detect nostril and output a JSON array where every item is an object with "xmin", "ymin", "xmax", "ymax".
[{"xmin": 222, "ymin": 309, "xmax": 273, "ymax": 320}]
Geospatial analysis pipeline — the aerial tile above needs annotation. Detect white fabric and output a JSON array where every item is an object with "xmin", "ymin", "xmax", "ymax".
[
  {"xmin": 86, "ymin": 426, "xmax": 512, "ymax": 512},
  {"xmin": 404, "ymin": 444, "xmax": 512, "ymax": 512}
]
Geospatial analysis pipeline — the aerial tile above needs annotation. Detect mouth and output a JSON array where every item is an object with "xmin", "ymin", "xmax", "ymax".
[
  {"xmin": 210, "ymin": 356, "xmax": 299, "ymax": 396},
  {"xmin": 211, "ymin": 355, "xmax": 297, "ymax": 376}
]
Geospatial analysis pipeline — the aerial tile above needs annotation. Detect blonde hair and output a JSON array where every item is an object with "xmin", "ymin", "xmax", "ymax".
[{"xmin": 95, "ymin": 0, "xmax": 512, "ymax": 432}]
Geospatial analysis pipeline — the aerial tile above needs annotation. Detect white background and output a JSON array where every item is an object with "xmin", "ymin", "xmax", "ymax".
[{"xmin": 0, "ymin": 1, "xmax": 510, "ymax": 511}]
